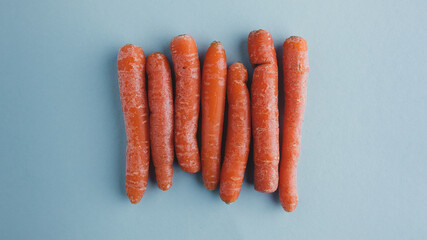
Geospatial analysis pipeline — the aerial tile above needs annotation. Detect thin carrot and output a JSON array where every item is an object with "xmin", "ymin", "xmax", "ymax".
[
  {"xmin": 117, "ymin": 44, "xmax": 150, "ymax": 204},
  {"xmin": 146, "ymin": 52, "xmax": 174, "ymax": 191},
  {"xmin": 201, "ymin": 41, "xmax": 227, "ymax": 190},
  {"xmin": 219, "ymin": 62, "xmax": 250, "ymax": 203},
  {"xmin": 279, "ymin": 36, "xmax": 309, "ymax": 212},
  {"xmin": 248, "ymin": 30, "xmax": 280, "ymax": 193},
  {"xmin": 170, "ymin": 34, "xmax": 201, "ymax": 173}
]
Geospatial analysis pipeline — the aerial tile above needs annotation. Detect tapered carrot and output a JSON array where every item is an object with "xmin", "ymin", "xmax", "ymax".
[
  {"xmin": 279, "ymin": 36, "xmax": 309, "ymax": 212},
  {"xmin": 117, "ymin": 44, "xmax": 150, "ymax": 204},
  {"xmin": 146, "ymin": 52, "xmax": 174, "ymax": 191},
  {"xmin": 219, "ymin": 63, "xmax": 250, "ymax": 203},
  {"xmin": 170, "ymin": 35, "xmax": 201, "ymax": 173},
  {"xmin": 248, "ymin": 30, "xmax": 280, "ymax": 193},
  {"xmin": 201, "ymin": 41, "xmax": 227, "ymax": 190}
]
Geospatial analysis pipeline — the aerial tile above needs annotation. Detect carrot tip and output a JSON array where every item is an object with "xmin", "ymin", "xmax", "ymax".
[
  {"xmin": 128, "ymin": 196, "xmax": 142, "ymax": 204},
  {"xmin": 233, "ymin": 61, "xmax": 241, "ymax": 66},
  {"xmin": 158, "ymin": 183, "xmax": 172, "ymax": 191},
  {"xmin": 204, "ymin": 182, "xmax": 218, "ymax": 191},
  {"xmin": 282, "ymin": 202, "xmax": 298, "ymax": 212},
  {"xmin": 254, "ymin": 188, "xmax": 277, "ymax": 193},
  {"xmin": 221, "ymin": 198, "xmax": 235, "ymax": 204},
  {"xmin": 171, "ymin": 34, "xmax": 195, "ymax": 45},
  {"xmin": 179, "ymin": 165, "xmax": 200, "ymax": 173},
  {"xmin": 126, "ymin": 186, "xmax": 144, "ymax": 204},
  {"xmin": 174, "ymin": 34, "xmax": 192, "ymax": 39},
  {"xmin": 148, "ymin": 52, "xmax": 162, "ymax": 56},
  {"xmin": 284, "ymin": 36, "xmax": 307, "ymax": 51},
  {"xmin": 120, "ymin": 43, "xmax": 137, "ymax": 49},
  {"xmin": 249, "ymin": 29, "xmax": 268, "ymax": 35}
]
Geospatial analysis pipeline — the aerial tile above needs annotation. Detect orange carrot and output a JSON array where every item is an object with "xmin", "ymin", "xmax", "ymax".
[
  {"xmin": 117, "ymin": 44, "xmax": 150, "ymax": 204},
  {"xmin": 248, "ymin": 30, "xmax": 280, "ymax": 193},
  {"xmin": 146, "ymin": 52, "xmax": 174, "ymax": 191},
  {"xmin": 170, "ymin": 35, "xmax": 201, "ymax": 173},
  {"xmin": 219, "ymin": 62, "xmax": 250, "ymax": 203},
  {"xmin": 279, "ymin": 36, "xmax": 309, "ymax": 212},
  {"xmin": 201, "ymin": 41, "xmax": 227, "ymax": 190}
]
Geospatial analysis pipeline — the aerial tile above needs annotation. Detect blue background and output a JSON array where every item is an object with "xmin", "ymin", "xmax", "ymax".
[{"xmin": 1, "ymin": 0, "xmax": 426, "ymax": 239}]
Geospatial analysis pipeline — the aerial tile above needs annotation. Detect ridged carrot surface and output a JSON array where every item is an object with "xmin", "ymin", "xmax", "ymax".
[
  {"xmin": 117, "ymin": 44, "xmax": 150, "ymax": 204},
  {"xmin": 279, "ymin": 36, "xmax": 309, "ymax": 212},
  {"xmin": 170, "ymin": 35, "xmax": 201, "ymax": 173},
  {"xmin": 146, "ymin": 52, "xmax": 174, "ymax": 191},
  {"xmin": 248, "ymin": 30, "xmax": 280, "ymax": 193},
  {"xmin": 219, "ymin": 63, "xmax": 250, "ymax": 203},
  {"xmin": 201, "ymin": 41, "xmax": 227, "ymax": 190}
]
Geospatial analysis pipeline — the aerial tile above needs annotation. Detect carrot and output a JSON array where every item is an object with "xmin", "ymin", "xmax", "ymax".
[
  {"xmin": 279, "ymin": 36, "xmax": 309, "ymax": 212},
  {"xmin": 201, "ymin": 41, "xmax": 227, "ymax": 190},
  {"xmin": 170, "ymin": 34, "xmax": 201, "ymax": 173},
  {"xmin": 248, "ymin": 30, "xmax": 280, "ymax": 193},
  {"xmin": 219, "ymin": 62, "xmax": 250, "ymax": 203},
  {"xmin": 117, "ymin": 44, "xmax": 150, "ymax": 204},
  {"xmin": 146, "ymin": 52, "xmax": 174, "ymax": 191}
]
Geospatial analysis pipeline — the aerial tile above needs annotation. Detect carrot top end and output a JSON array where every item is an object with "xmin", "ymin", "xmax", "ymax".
[
  {"xmin": 211, "ymin": 40, "xmax": 222, "ymax": 45},
  {"xmin": 284, "ymin": 36, "xmax": 307, "ymax": 51}
]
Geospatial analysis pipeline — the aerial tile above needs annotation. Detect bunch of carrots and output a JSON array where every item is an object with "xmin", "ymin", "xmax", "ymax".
[{"xmin": 117, "ymin": 30, "xmax": 309, "ymax": 212}]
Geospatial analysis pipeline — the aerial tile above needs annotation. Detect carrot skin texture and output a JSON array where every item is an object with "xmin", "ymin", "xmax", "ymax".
[
  {"xmin": 146, "ymin": 53, "xmax": 174, "ymax": 191},
  {"xmin": 201, "ymin": 41, "xmax": 227, "ymax": 190},
  {"xmin": 279, "ymin": 36, "xmax": 309, "ymax": 212},
  {"xmin": 248, "ymin": 30, "xmax": 280, "ymax": 193},
  {"xmin": 219, "ymin": 63, "xmax": 250, "ymax": 203},
  {"xmin": 117, "ymin": 44, "xmax": 150, "ymax": 204},
  {"xmin": 170, "ymin": 35, "xmax": 201, "ymax": 173}
]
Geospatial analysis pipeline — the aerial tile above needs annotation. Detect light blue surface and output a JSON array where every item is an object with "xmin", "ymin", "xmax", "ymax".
[{"xmin": 1, "ymin": 0, "xmax": 426, "ymax": 239}]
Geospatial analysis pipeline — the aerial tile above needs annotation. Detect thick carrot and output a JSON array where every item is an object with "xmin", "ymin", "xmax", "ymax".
[
  {"xmin": 117, "ymin": 44, "xmax": 150, "ymax": 204},
  {"xmin": 146, "ymin": 52, "xmax": 174, "ymax": 191},
  {"xmin": 170, "ymin": 35, "xmax": 201, "ymax": 173},
  {"xmin": 219, "ymin": 62, "xmax": 250, "ymax": 203},
  {"xmin": 279, "ymin": 36, "xmax": 309, "ymax": 212},
  {"xmin": 201, "ymin": 41, "xmax": 227, "ymax": 190},
  {"xmin": 248, "ymin": 30, "xmax": 280, "ymax": 193}
]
